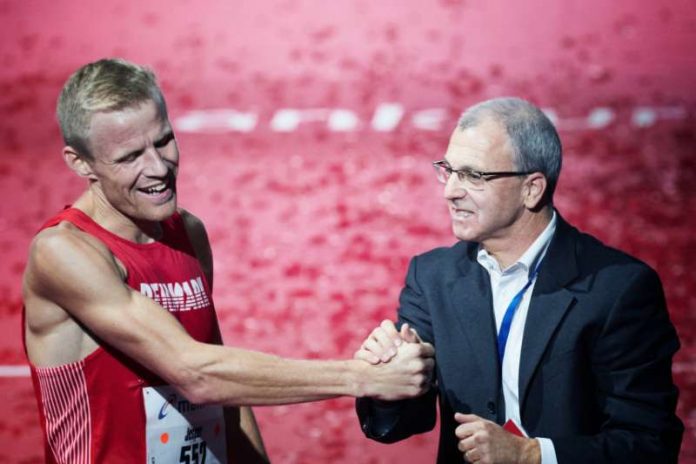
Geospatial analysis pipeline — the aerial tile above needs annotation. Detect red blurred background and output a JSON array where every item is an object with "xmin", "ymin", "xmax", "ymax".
[{"xmin": 1, "ymin": 0, "xmax": 694, "ymax": 462}]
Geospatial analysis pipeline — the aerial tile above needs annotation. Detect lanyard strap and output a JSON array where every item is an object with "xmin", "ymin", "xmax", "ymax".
[{"xmin": 496, "ymin": 259, "xmax": 543, "ymax": 364}]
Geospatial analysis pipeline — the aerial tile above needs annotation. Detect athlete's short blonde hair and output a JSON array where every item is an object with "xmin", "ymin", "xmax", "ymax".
[{"xmin": 57, "ymin": 58, "xmax": 168, "ymax": 159}]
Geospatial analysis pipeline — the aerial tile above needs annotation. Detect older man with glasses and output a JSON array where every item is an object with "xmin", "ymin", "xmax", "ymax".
[{"xmin": 354, "ymin": 97, "xmax": 683, "ymax": 464}]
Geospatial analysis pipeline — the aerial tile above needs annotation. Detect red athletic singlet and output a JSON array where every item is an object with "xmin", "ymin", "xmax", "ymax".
[{"xmin": 24, "ymin": 207, "xmax": 223, "ymax": 464}]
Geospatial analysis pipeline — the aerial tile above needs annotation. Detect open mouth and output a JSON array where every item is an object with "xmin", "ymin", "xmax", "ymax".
[
  {"xmin": 450, "ymin": 204, "xmax": 474, "ymax": 220},
  {"xmin": 140, "ymin": 182, "xmax": 169, "ymax": 195},
  {"xmin": 137, "ymin": 175, "xmax": 176, "ymax": 202}
]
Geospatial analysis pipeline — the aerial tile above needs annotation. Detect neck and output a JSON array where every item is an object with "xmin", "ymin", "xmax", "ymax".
[
  {"xmin": 73, "ymin": 189, "xmax": 162, "ymax": 244},
  {"xmin": 483, "ymin": 207, "xmax": 553, "ymax": 269}
]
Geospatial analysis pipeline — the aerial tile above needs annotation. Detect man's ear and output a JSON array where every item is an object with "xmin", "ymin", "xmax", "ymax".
[
  {"xmin": 523, "ymin": 172, "xmax": 547, "ymax": 210},
  {"xmin": 63, "ymin": 146, "xmax": 96, "ymax": 180}
]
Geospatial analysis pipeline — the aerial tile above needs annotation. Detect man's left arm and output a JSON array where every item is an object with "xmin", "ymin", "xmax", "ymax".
[
  {"xmin": 551, "ymin": 264, "xmax": 683, "ymax": 463},
  {"xmin": 454, "ymin": 264, "xmax": 682, "ymax": 464}
]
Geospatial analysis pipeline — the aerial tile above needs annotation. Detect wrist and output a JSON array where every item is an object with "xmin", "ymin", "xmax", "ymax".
[
  {"xmin": 518, "ymin": 437, "xmax": 541, "ymax": 464},
  {"xmin": 346, "ymin": 359, "xmax": 370, "ymax": 398}
]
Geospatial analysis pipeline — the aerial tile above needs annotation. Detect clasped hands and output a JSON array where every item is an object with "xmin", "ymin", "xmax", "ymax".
[
  {"xmin": 356, "ymin": 320, "xmax": 539, "ymax": 464},
  {"xmin": 354, "ymin": 319, "xmax": 434, "ymax": 401}
]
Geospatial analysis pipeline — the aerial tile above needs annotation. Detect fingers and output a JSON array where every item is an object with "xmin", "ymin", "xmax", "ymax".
[
  {"xmin": 421, "ymin": 361, "xmax": 436, "ymax": 391},
  {"xmin": 359, "ymin": 320, "xmax": 402, "ymax": 363},
  {"xmin": 455, "ymin": 414, "xmax": 519, "ymax": 463},
  {"xmin": 379, "ymin": 319, "xmax": 402, "ymax": 346},
  {"xmin": 462, "ymin": 448, "xmax": 478, "ymax": 463},
  {"xmin": 357, "ymin": 320, "xmax": 428, "ymax": 368},
  {"xmin": 457, "ymin": 427, "xmax": 482, "ymax": 463},
  {"xmin": 416, "ymin": 341, "xmax": 435, "ymax": 359},
  {"xmin": 353, "ymin": 348, "xmax": 381, "ymax": 365},
  {"xmin": 394, "ymin": 341, "xmax": 436, "ymax": 376},
  {"xmin": 454, "ymin": 414, "xmax": 485, "ymax": 442},
  {"xmin": 455, "ymin": 417, "xmax": 484, "ymax": 463},
  {"xmin": 396, "ymin": 343, "xmax": 436, "ymax": 395},
  {"xmin": 366, "ymin": 334, "xmax": 397, "ymax": 362},
  {"xmin": 454, "ymin": 412, "xmax": 479, "ymax": 424},
  {"xmin": 399, "ymin": 323, "xmax": 421, "ymax": 343},
  {"xmin": 370, "ymin": 340, "xmax": 436, "ymax": 400}
]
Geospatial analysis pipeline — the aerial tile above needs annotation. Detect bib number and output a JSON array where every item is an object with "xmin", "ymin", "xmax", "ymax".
[{"xmin": 143, "ymin": 385, "xmax": 227, "ymax": 464}]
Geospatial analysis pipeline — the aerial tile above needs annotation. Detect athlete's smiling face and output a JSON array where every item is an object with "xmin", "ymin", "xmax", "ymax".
[{"xmin": 84, "ymin": 99, "xmax": 179, "ymax": 223}]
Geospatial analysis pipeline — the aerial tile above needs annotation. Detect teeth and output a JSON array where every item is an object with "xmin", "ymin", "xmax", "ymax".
[
  {"xmin": 453, "ymin": 210, "xmax": 472, "ymax": 218},
  {"xmin": 143, "ymin": 183, "xmax": 167, "ymax": 194}
]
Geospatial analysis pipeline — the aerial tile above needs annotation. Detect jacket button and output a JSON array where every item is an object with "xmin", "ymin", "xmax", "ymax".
[{"xmin": 487, "ymin": 401, "xmax": 496, "ymax": 414}]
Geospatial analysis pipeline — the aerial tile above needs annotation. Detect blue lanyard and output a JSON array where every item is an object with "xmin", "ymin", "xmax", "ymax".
[{"xmin": 496, "ymin": 259, "xmax": 543, "ymax": 364}]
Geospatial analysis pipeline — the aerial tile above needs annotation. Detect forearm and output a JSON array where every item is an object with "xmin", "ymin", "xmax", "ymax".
[
  {"xmin": 177, "ymin": 342, "xmax": 366, "ymax": 405},
  {"xmin": 95, "ymin": 294, "xmax": 371, "ymax": 405}
]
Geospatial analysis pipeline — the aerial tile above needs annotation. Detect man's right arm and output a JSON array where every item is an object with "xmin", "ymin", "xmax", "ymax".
[
  {"xmin": 356, "ymin": 256, "xmax": 439, "ymax": 442},
  {"xmin": 24, "ymin": 227, "xmax": 434, "ymax": 406}
]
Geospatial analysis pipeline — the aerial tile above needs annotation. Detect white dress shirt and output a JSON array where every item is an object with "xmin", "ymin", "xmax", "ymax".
[{"xmin": 476, "ymin": 211, "xmax": 558, "ymax": 464}]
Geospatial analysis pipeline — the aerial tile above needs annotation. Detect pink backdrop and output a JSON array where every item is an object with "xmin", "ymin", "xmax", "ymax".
[{"xmin": 1, "ymin": 0, "xmax": 695, "ymax": 462}]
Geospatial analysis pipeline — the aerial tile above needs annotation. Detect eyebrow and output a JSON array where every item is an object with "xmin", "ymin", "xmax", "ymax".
[
  {"xmin": 442, "ymin": 158, "xmax": 475, "ymax": 171},
  {"xmin": 155, "ymin": 131, "xmax": 175, "ymax": 147},
  {"xmin": 114, "ymin": 148, "xmax": 144, "ymax": 163},
  {"xmin": 113, "ymin": 129, "xmax": 174, "ymax": 163}
]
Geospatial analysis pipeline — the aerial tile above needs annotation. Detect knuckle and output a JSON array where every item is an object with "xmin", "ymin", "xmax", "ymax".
[{"xmin": 408, "ymin": 360, "xmax": 421, "ymax": 373}]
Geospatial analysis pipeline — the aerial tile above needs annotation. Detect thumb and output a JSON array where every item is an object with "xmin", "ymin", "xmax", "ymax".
[
  {"xmin": 400, "ymin": 323, "xmax": 422, "ymax": 343},
  {"xmin": 454, "ymin": 413, "xmax": 478, "ymax": 424}
]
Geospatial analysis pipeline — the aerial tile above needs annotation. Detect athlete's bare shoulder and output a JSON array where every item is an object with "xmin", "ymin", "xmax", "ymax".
[
  {"xmin": 178, "ymin": 208, "xmax": 206, "ymax": 237},
  {"xmin": 177, "ymin": 208, "xmax": 213, "ymax": 286},
  {"xmin": 25, "ymin": 221, "xmax": 124, "ymax": 291},
  {"xmin": 23, "ymin": 221, "xmax": 126, "ymax": 366}
]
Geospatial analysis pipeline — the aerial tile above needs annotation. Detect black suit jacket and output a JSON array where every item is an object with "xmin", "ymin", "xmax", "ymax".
[{"xmin": 357, "ymin": 216, "xmax": 683, "ymax": 463}]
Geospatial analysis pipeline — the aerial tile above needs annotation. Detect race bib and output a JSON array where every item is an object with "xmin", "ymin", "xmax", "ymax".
[{"xmin": 143, "ymin": 385, "xmax": 227, "ymax": 464}]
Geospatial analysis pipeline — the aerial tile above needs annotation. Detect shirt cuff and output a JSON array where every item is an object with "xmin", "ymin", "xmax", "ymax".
[{"xmin": 536, "ymin": 437, "xmax": 558, "ymax": 464}]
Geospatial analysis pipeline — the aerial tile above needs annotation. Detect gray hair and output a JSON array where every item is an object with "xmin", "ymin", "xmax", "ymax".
[
  {"xmin": 458, "ymin": 97, "xmax": 562, "ymax": 205},
  {"xmin": 57, "ymin": 58, "xmax": 168, "ymax": 159}
]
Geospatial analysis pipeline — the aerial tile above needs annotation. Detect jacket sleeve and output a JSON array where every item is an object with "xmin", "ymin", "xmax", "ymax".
[
  {"xmin": 553, "ymin": 265, "xmax": 683, "ymax": 463},
  {"xmin": 356, "ymin": 256, "xmax": 439, "ymax": 442}
]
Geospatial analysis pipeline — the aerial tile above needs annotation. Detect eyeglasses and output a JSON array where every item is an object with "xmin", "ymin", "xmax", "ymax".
[{"xmin": 432, "ymin": 160, "xmax": 533, "ymax": 189}]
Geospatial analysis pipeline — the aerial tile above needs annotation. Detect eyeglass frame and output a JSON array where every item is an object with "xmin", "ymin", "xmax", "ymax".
[{"xmin": 432, "ymin": 160, "xmax": 535, "ymax": 187}]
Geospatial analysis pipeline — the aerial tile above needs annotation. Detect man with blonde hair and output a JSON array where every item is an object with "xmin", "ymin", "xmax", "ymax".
[{"xmin": 23, "ymin": 58, "xmax": 434, "ymax": 463}]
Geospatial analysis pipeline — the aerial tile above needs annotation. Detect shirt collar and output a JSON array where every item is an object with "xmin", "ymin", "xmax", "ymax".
[{"xmin": 477, "ymin": 211, "xmax": 557, "ymax": 276}]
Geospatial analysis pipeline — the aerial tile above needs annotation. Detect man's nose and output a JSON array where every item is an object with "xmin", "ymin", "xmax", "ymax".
[
  {"xmin": 142, "ymin": 147, "xmax": 170, "ymax": 176},
  {"xmin": 444, "ymin": 175, "xmax": 467, "ymax": 200}
]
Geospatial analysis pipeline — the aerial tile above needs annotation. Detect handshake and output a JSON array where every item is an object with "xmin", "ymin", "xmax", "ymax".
[{"xmin": 352, "ymin": 320, "xmax": 435, "ymax": 401}]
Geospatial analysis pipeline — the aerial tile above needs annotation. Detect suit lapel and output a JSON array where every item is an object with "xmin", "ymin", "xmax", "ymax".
[
  {"xmin": 518, "ymin": 217, "xmax": 580, "ymax": 410},
  {"xmin": 448, "ymin": 245, "xmax": 500, "ymax": 391}
]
